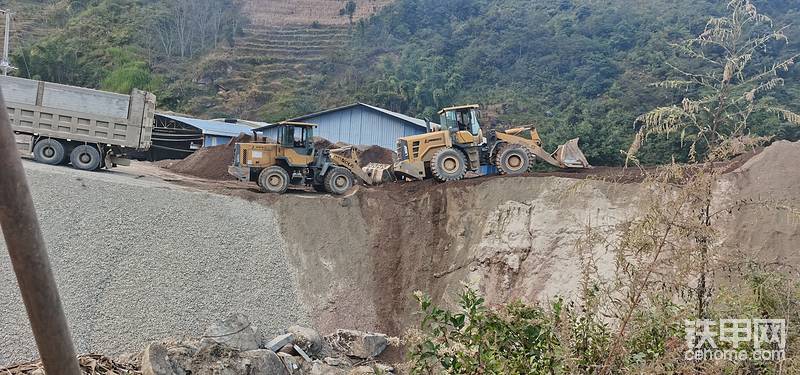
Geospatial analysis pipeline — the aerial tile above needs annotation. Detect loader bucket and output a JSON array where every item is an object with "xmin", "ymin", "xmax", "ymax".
[
  {"xmin": 363, "ymin": 163, "xmax": 396, "ymax": 185},
  {"xmin": 553, "ymin": 138, "xmax": 591, "ymax": 169}
]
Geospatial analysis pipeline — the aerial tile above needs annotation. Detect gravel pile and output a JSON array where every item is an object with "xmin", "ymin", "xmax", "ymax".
[{"xmin": 0, "ymin": 162, "xmax": 308, "ymax": 365}]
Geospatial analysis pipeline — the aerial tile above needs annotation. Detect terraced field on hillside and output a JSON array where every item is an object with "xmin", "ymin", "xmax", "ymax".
[
  {"xmin": 183, "ymin": 0, "xmax": 395, "ymax": 120},
  {"xmin": 187, "ymin": 24, "xmax": 351, "ymax": 120},
  {"xmin": 243, "ymin": 0, "xmax": 393, "ymax": 25}
]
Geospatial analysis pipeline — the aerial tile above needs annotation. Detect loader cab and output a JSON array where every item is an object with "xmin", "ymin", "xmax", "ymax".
[
  {"xmin": 276, "ymin": 122, "xmax": 316, "ymax": 155},
  {"xmin": 439, "ymin": 104, "xmax": 483, "ymax": 145}
]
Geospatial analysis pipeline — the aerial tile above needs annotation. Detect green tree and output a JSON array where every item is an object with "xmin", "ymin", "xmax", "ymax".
[
  {"xmin": 625, "ymin": 0, "xmax": 800, "ymax": 330},
  {"xmin": 628, "ymin": 0, "xmax": 800, "ymax": 164}
]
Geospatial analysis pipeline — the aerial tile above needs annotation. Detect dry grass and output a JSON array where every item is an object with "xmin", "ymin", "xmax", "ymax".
[{"xmin": 241, "ymin": 0, "xmax": 394, "ymax": 26}]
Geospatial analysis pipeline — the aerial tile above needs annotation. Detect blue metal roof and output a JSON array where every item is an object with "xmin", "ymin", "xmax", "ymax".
[
  {"xmin": 263, "ymin": 103, "xmax": 431, "ymax": 132},
  {"xmin": 359, "ymin": 103, "xmax": 431, "ymax": 129},
  {"xmin": 156, "ymin": 113, "xmax": 255, "ymax": 138}
]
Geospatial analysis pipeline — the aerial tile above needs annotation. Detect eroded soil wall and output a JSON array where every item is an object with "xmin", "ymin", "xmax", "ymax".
[
  {"xmin": 273, "ymin": 141, "xmax": 800, "ymax": 337},
  {"xmin": 274, "ymin": 176, "xmax": 644, "ymax": 335}
]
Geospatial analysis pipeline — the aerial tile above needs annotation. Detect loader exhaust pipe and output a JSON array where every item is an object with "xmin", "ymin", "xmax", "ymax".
[{"xmin": 0, "ymin": 92, "xmax": 81, "ymax": 374}]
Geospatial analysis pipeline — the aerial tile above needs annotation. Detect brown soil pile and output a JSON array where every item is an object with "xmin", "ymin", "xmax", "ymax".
[
  {"xmin": 717, "ymin": 140, "xmax": 800, "ymax": 276},
  {"xmin": 312, "ymin": 136, "xmax": 334, "ymax": 150},
  {"xmin": 314, "ymin": 136, "xmax": 395, "ymax": 166},
  {"xmin": 358, "ymin": 145, "xmax": 395, "ymax": 167},
  {"xmin": 166, "ymin": 133, "xmax": 253, "ymax": 181}
]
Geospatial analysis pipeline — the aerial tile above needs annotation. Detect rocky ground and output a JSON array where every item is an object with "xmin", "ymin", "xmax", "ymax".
[{"xmin": 2, "ymin": 314, "xmax": 399, "ymax": 374}]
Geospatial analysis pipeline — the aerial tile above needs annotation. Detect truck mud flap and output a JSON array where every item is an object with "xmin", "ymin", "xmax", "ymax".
[
  {"xmin": 109, "ymin": 156, "xmax": 131, "ymax": 167},
  {"xmin": 14, "ymin": 133, "xmax": 33, "ymax": 156}
]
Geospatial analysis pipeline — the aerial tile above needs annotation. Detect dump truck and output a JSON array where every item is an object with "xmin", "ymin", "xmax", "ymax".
[
  {"xmin": 228, "ymin": 121, "xmax": 375, "ymax": 195},
  {"xmin": 1, "ymin": 75, "xmax": 155, "ymax": 170},
  {"xmin": 365, "ymin": 104, "xmax": 590, "ymax": 183}
]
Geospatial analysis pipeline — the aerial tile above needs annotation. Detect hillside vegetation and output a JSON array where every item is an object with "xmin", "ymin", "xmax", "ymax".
[
  {"xmin": 2, "ymin": 0, "xmax": 799, "ymax": 165},
  {"xmin": 321, "ymin": 0, "xmax": 800, "ymax": 164},
  {"xmin": 1, "ymin": 0, "xmax": 242, "ymax": 108}
]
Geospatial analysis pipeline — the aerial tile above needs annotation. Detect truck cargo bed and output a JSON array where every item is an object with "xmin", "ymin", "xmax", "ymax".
[{"xmin": 0, "ymin": 76, "xmax": 155, "ymax": 153}]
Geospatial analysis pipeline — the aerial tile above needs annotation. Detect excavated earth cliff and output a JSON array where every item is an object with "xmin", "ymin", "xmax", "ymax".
[{"xmin": 268, "ymin": 141, "xmax": 800, "ymax": 336}]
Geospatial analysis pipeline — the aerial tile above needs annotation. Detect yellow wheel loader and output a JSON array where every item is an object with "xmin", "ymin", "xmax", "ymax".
[
  {"xmin": 366, "ymin": 104, "xmax": 591, "ymax": 183},
  {"xmin": 228, "ymin": 122, "xmax": 375, "ymax": 195}
]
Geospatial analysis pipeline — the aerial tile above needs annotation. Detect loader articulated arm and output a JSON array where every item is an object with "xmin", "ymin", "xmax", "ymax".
[
  {"xmin": 328, "ymin": 146, "xmax": 377, "ymax": 186},
  {"xmin": 496, "ymin": 129, "xmax": 591, "ymax": 169}
]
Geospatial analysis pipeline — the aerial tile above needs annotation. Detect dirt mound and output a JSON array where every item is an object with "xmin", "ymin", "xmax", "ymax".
[
  {"xmin": 167, "ymin": 133, "xmax": 253, "ymax": 181},
  {"xmin": 357, "ymin": 145, "xmax": 395, "ymax": 167},
  {"xmin": 716, "ymin": 140, "xmax": 800, "ymax": 267},
  {"xmin": 312, "ymin": 136, "xmax": 335, "ymax": 150}
]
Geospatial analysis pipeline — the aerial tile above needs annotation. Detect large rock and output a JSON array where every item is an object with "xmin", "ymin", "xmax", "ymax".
[
  {"xmin": 201, "ymin": 314, "xmax": 261, "ymax": 351},
  {"xmin": 288, "ymin": 325, "xmax": 323, "ymax": 356},
  {"xmin": 278, "ymin": 352, "xmax": 306, "ymax": 374},
  {"xmin": 190, "ymin": 344, "xmax": 288, "ymax": 375},
  {"xmin": 327, "ymin": 330, "xmax": 388, "ymax": 359},
  {"xmin": 266, "ymin": 332, "xmax": 294, "ymax": 352},
  {"xmin": 163, "ymin": 339, "xmax": 199, "ymax": 375},
  {"xmin": 311, "ymin": 362, "xmax": 347, "ymax": 375},
  {"xmin": 141, "ymin": 342, "xmax": 175, "ymax": 375},
  {"xmin": 240, "ymin": 349, "xmax": 290, "ymax": 375}
]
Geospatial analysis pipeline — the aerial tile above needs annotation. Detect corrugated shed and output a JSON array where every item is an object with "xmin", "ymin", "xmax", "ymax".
[
  {"xmin": 256, "ymin": 103, "xmax": 428, "ymax": 149},
  {"xmin": 157, "ymin": 113, "xmax": 254, "ymax": 138}
]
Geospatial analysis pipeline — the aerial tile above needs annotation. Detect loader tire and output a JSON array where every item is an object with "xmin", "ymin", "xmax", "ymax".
[
  {"xmin": 431, "ymin": 148, "xmax": 467, "ymax": 182},
  {"xmin": 312, "ymin": 184, "xmax": 327, "ymax": 193},
  {"xmin": 324, "ymin": 167, "xmax": 354, "ymax": 195},
  {"xmin": 33, "ymin": 138, "xmax": 65, "ymax": 165},
  {"xmin": 496, "ymin": 144, "xmax": 533, "ymax": 175},
  {"xmin": 258, "ymin": 166, "xmax": 290, "ymax": 194}
]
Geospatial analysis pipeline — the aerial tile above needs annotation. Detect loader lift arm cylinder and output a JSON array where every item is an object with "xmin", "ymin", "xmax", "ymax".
[{"xmin": 0, "ymin": 92, "xmax": 81, "ymax": 374}]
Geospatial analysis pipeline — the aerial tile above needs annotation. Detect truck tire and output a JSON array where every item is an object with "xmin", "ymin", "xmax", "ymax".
[
  {"xmin": 495, "ymin": 144, "xmax": 533, "ymax": 175},
  {"xmin": 33, "ymin": 138, "xmax": 65, "ymax": 165},
  {"xmin": 324, "ymin": 167, "xmax": 354, "ymax": 195},
  {"xmin": 430, "ymin": 148, "xmax": 467, "ymax": 182},
  {"xmin": 70, "ymin": 145, "xmax": 102, "ymax": 171},
  {"xmin": 257, "ymin": 166, "xmax": 290, "ymax": 194}
]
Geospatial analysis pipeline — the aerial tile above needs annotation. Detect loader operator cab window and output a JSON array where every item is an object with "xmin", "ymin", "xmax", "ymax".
[
  {"xmin": 468, "ymin": 108, "xmax": 481, "ymax": 136},
  {"xmin": 442, "ymin": 110, "xmax": 458, "ymax": 132},
  {"xmin": 279, "ymin": 125, "xmax": 313, "ymax": 151},
  {"xmin": 456, "ymin": 111, "xmax": 470, "ymax": 131},
  {"xmin": 443, "ymin": 108, "xmax": 482, "ymax": 136},
  {"xmin": 293, "ymin": 127, "xmax": 304, "ymax": 147}
]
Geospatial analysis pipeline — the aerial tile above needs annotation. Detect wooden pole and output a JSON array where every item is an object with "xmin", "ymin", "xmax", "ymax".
[{"xmin": 0, "ymin": 91, "xmax": 80, "ymax": 373}]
